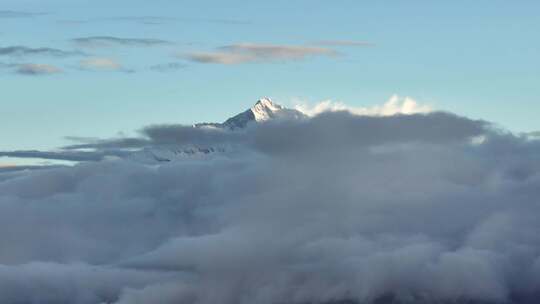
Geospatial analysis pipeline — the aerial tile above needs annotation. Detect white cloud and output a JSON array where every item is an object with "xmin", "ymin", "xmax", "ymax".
[{"xmin": 295, "ymin": 94, "xmax": 432, "ymax": 117}]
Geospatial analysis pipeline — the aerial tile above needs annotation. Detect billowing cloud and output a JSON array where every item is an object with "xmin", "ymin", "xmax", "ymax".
[
  {"xmin": 0, "ymin": 46, "xmax": 84, "ymax": 57},
  {"xmin": 185, "ymin": 43, "xmax": 339, "ymax": 64},
  {"xmin": 1, "ymin": 101, "xmax": 540, "ymax": 304},
  {"xmin": 72, "ymin": 36, "xmax": 172, "ymax": 48},
  {"xmin": 295, "ymin": 95, "xmax": 432, "ymax": 117}
]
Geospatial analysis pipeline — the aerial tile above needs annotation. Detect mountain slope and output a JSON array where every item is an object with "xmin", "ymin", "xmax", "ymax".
[{"xmin": 135, "ymin": 98, "xmax": 304, "ymax": 162}]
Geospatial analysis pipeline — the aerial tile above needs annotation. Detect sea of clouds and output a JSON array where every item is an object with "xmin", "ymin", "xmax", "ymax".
[{"xmin": 1, "ymin": 100, "xmax": 540, "ymax": 304}]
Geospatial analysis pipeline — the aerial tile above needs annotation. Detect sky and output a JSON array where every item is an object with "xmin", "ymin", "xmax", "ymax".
[
  {"xmin": 1, "ymin": 0, "xmax": 539, "ymax": 153},
  {"xmin": 3, "ymin": 2, "xmax": 540, "ymax": 303}
]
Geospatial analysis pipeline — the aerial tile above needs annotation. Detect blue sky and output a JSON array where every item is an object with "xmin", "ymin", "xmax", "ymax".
[{"xmin": 1, "ymin": 0, "xmax": 539, "ymax": 154}]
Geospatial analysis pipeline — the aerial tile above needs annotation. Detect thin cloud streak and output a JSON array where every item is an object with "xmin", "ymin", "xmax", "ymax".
[
  {"xmin": 58, "ymin": 16, "xmax": 249, "ymax": 26},
  {"xmin": 315, "ymin": 40, "xmax": 375, "ymax": 47},
  {"xmin": 185, "ymin": 43, "xmax": 339, "ymax": 64},
  {"xmin": 78, "ymin": 57, "xmax": 134, "ymax": 73},
  {"xmin": 15, "ymin": 64, "xmax": 62, "ymax": 75},
  {"xmin": 0, "ymin": 62, "xmax": 63, "ymax": 76},
  {"xmin": 0, "ymin": 10, "xmax": 46, "ymax": 18},
  {"xmin": 72, "ymin": 36, "xmax": 172, "ymax": 48},
  {"xmin": 149, "ymin": 62, "xmax": 186, "ymax": 72},
  {"xmin": 0, "ymin": 46, "xmax": 85, "ymax": 57},
  {"xmin": 0, "ymin": 150, "xmax": 112, "ymax": 162}
]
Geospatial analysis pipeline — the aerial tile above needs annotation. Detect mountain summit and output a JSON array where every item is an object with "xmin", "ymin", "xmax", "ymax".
[
  {"xmin": 137, "ymin": 98, "xmax": 305, "ymax": 162},
  {"xmin": 221, "ymin": 97, "xmax": 305, "ymax": 129}
]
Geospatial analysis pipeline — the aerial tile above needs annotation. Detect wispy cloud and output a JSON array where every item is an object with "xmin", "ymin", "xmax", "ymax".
[
  {"xmin": 103, "ymin": 16, "xmax": 176, "ymax": 25},
  {"xmin": 0, "ymin": 150, "xmax": 120, "ymax": 162},
  {"xmin": 15, "ymin": 63, "xmax": 62, "ymax": 75},
  {"xmin": 57, "ymin": 16, "xmax": 175, "ymax": 26},
  {"xmin": 315, "ymin": 40, "xmax": 375, "ymax": 47},
  {"xmin": 0, "ymin": 62, "xmax": 62, "ymax": 76},
  {"xmin": 185, "ymin": 43, "xmax": 339, "ymax": 64},
  {"xmin": 0, "ymin": 46, "xmax": 84, "ymax": 58},
  {"xmin": 79, "ymin": 57, "xmax": 133, "ymax": 73},
  {"xmin": 59, "ymin": 16, "xmax": 249, "ymax": 26},
  {"xmin": 0, "ymin": 10, "xmax": 46, "ymax": 18},
  {"xmin": 149, "ymin": 62, "xmax": 186, "ymax": 72},
  {"xmin": 72, "ymin": 36, "xmax": 172, "ymax": 48}
]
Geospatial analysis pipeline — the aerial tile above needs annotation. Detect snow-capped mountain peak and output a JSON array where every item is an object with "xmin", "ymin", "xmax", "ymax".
[
  {"xmin": 221, "ymin": 97, "xmax": 305, "ymax": 129},
  {"xmin": 251, "ymin": 97, "xmax": 283, "ymax": 121},
  {"xmin": 138, "ymin": 98, "xmax": 305, "ymax": 162}
]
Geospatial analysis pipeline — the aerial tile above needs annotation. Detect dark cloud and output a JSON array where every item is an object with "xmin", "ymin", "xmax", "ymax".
[
  {"xmin": 1, "ymin": 108, "xmax": 540, "ymax": 304},
  {"xmin": 72, "ymin": 36, "xmax": 172, "ymax": 48},
  {"xmin": 0, "ymin": 46, "xmax": 84, "ymax": 57},
  {"xmin": 56, "ymin": 111, "xmax": 488, "ymax": 158},
  {"xmin": 185, "ymin": 43, "xmax": 339, "ymax": 64}
]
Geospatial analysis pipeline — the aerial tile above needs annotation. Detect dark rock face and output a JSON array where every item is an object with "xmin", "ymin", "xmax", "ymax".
[{"xmin": 223, "ymin": 107, "xmax": 257, "ymax": 129}]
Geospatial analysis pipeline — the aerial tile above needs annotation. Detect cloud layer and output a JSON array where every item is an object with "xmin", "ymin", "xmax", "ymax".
[{"xmin": 1, "ymin": 104, "xmax": 540, "ymax": 304}]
